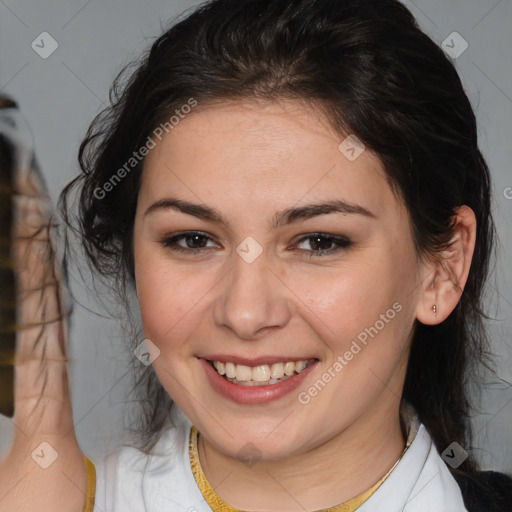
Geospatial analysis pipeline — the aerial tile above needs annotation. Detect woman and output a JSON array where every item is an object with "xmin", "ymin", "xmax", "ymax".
[{"xmin": 1, "ymin": 0, "xmax": 511, "ymax": 510}]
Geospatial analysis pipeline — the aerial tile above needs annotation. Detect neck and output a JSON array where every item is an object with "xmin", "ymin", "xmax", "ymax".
[{"xmin": 198, "ymin": 398, "xmax": 406, "ymax": 511}]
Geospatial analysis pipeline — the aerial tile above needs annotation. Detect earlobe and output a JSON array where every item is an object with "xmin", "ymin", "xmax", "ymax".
[{"xmin": 415, "ymin": 205, "xmax": 477, "ymax": 326}]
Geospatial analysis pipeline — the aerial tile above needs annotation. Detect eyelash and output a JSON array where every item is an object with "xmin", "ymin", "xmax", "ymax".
[{"xmin": 159, "ymin": 231, "xmax": 352, "ymax": 258}]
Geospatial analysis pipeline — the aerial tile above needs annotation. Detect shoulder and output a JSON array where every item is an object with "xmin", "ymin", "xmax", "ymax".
[
  {"xmin": 360, "ymin": 423, "xmax": 469, "ymax": 511},
  {"xmin": 365, "ymin": 420, "xmax": 512, "ymax": 512}
]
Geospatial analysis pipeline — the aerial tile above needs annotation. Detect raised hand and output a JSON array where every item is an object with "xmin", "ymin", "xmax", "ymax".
[{"xmin": 0, "ymin": 106, "xmax": 87, "ymax": 512}]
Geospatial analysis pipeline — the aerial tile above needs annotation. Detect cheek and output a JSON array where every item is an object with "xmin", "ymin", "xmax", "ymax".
[
  {"xmin": 291, "ymin": 255, "xmax": 398, "ymax": 347},
  {"xmin": 134, "ymin": 249, "xmax": 206, "ymax": 349}
]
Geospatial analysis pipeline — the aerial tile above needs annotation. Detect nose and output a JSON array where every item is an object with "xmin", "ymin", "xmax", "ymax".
[{"xmin": 213, "ymin": 248, "xmax": 292, "ymax": 340}]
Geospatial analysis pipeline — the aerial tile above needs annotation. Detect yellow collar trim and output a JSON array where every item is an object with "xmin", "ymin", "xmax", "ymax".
[
  {"xmin": 189, "ymin": 425, "xmax": 405, "ymax": 512},
  {"xmin": 82, "ymin": 455, "xmax": 96, "ymax": 512}
]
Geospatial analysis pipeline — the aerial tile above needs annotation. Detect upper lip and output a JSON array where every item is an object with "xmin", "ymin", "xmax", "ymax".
[{"xmin": 200, "ymin": 355, "xmax": 318, "ymax": 366}]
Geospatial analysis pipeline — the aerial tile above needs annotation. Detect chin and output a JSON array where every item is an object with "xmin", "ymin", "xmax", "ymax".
[{"xmin": 206, "ymin": 421, "xmax": 312, "ymax": 461}]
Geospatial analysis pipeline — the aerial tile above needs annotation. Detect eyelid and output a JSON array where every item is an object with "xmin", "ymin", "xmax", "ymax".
[
  {"xmin": 292, "ymin": 233, "xmax": 352, "ymax": 256},
  {"xmin": 293, "ymin": 232, "xmax": 351, "ymax": 245},
  {"xmin": 160, "ymin": 230, "xmax": 221, "ymax": 251}
]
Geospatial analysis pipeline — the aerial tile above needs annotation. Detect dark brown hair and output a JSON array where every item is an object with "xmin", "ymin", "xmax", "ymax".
[{"xmin": 60, "ymin": 0, "xmax": 507, "ymax": 503}]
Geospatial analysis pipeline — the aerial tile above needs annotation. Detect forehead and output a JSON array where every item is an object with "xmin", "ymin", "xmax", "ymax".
[{"xmin": 139, "ymin": 99, "xmax": 401, "ymax": 223}]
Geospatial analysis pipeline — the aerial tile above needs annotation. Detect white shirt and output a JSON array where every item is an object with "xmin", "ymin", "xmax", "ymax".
[{"xmin": 93, "ymin": 407, "xmax": 468, "ymax": 512}]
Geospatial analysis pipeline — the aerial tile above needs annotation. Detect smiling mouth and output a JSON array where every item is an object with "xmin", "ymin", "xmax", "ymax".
[{"xmin": 207, "ymin": 359, "xmax": 316, "ymax": 386}]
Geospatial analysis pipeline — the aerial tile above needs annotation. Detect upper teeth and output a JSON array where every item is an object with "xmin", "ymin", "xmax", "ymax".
[{"xmin": 212, "ymin": 360, "xmax": 310, "ymax": 383}]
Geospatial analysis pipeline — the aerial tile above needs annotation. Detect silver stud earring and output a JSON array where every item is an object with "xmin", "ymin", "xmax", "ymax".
[{"xmin": 432, "ymin": 304, "xmax": 437, "ymax": 316}]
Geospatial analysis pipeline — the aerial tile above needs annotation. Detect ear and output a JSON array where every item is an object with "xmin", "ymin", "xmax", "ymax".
[{"xmin": 415, "ymin": 205, "xmax": 477, "ymax": 325}]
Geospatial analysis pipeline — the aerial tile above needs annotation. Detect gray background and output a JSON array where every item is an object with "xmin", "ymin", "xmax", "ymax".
[{"xmin": 1, "ymin": 0, "xmax": 511, "ymax": 472}]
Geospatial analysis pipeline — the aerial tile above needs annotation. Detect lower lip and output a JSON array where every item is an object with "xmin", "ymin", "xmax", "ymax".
[{"xmin": 200, "ymin": 358, "xmax": 318, "ymax": 404}]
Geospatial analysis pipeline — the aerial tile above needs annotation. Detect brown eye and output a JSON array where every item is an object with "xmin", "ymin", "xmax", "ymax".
[
  {"xmin": 182, "ymin": 233, "xmax": 209, "ymax": 248},
  {"xmin": 160, "ymin": 231, "xmax": 219, "ymax": 253},
  {"xmin": 295, "ymin": 233, "xmax": 352, "ymax": 257},
  {"xmin": 309, "ymin": 235, "xmax": 334, "ymax": 251}
]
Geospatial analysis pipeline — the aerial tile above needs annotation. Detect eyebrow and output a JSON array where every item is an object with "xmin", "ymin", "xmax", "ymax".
[{"xmin": 143, "ymin": 196, "xmax": 376, "ymax": 228}]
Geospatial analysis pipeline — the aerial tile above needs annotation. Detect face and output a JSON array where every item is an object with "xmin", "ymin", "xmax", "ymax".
[{"xmin": 133, "ymin": 99, "xmax": 424, "ymax": 461}]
